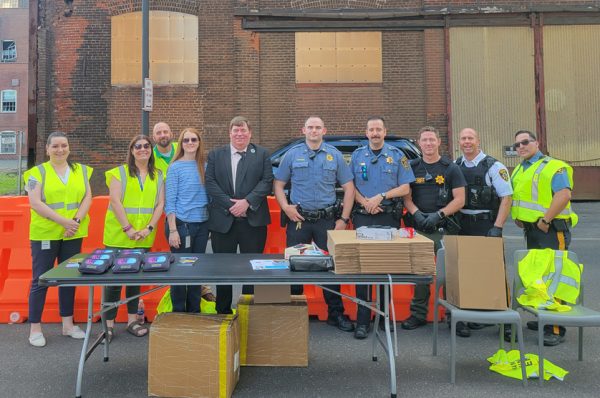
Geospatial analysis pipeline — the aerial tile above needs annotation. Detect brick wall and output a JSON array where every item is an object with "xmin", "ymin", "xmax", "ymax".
[{"xmin": 36, "ymin": 0, "xmax": 599, "ymax": 193}]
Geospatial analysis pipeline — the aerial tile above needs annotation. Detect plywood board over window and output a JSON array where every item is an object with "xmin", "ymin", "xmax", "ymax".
[
  {"xmin": 449, "ymin": 27, "xmax": 536, "ymax": 167},
  {"xmin": 295, "ymin": 32, "xmax": 382, "ymax": 84},
  {"xmin": 111, "ymin": 11, "xmax": 198, "ymax": 85},
  {"xmin": 543, "ymin": 25, "xmax": 600, "ymax": 167}
]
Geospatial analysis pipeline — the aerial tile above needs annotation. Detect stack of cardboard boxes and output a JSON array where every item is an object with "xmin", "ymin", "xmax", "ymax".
[{"xmin": 327, "ymin": 230, "xmax": 436, "ymax": 275}]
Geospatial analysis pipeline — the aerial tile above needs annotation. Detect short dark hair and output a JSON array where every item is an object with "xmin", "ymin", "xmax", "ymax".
[
  {"xmin": 514, "ymin": 130, "xmax": 537, "ymax": 141},
  {"xmin": 366, "ymin": 116, "xmax": 386, "ymax": 129},
  {"xmin": 229, "ymin": 116, "xmax": 251, "ymax": 131},
  {"xmin": 417, "ymin": 126, "xmax": 439, "ymax": 140}
]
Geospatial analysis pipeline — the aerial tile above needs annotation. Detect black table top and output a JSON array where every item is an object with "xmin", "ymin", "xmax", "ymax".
[{"xmin": 39, "ymin": 253, "xmax": 432, "ymax": 287}]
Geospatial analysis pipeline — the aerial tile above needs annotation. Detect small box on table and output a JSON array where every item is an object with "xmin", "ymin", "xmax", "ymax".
[
  {"xmin": 237, "ymin": 294, "xmax": 308, "ymax": 367},
  {"xmin": 148, "ymin": 312, "xmax": 240, "ymax": 398}
]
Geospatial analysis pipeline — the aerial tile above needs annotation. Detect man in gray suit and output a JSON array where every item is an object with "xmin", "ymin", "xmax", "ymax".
[{"xmin": 206, "ymin": 116, "xmax": 274, "ymax": 314}]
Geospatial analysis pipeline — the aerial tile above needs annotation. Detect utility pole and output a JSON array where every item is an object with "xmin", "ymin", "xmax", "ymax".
[{"xmin": 141, "ymin": 0, "xmax": 150, "ymax": 135}]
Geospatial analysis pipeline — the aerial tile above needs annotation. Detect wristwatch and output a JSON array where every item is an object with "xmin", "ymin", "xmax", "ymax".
[
  {"xmin": 339, "ymin": 217, "xmax": 350, "ymax": 224},
  {"xmin": 73, "ymin": 217, "xmax": 81, "ymax": 224},
  {"xmin": 380, "ymin": 192, "xmax": 387, "ymax": 200},
  {"xmin": 540, "ymin": 218, "xmax": 551, "ymax": 226},
  {"xmin": 437, "ymin": 210, "xmax": 446, "ymax": 219},
  {"xmin": 147, "ymin": 225, "xmax": 154, "ymax": 232}
]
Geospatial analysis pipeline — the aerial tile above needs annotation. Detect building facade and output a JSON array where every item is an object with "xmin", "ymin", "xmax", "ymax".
[{"xmin": 34, "ymin": 1, "xmax": 600, "ymax": 197}]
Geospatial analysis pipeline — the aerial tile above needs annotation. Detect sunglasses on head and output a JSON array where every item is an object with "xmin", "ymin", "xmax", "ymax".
[
  {"xmin": 513, "ymin": 139, "xmax": 535, "ymax": 149},
  {"xmin": 182, "ymin": 137, "xmax": 199, "ymax": 144},
  {"xmin": 133, "ymin": 143, "xmax": 151, "ymax": 150}
]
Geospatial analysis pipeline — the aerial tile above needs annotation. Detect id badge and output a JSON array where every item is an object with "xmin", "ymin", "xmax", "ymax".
[
  {"xmin": 185, "ymin": 235, "xmax": 191, "ymax": 249},
  {"xmin": 41, "ymin": 240, "xmax": 51, "ymax": 250}
]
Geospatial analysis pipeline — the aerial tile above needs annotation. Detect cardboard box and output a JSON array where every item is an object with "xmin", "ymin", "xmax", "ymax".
[
  {"xmin": 253, "ymin": 285, "xmax": 291, "ymax": 304},
  {"xmin": 237, "ymin": 295, "xmax": 308, "ymax": 367},
  {"xmin": 327, "ymin": 230, "xmax": 435, "ymax": 275},
  {"xmin": 148, "ymin": 313, "xmax": 240, "ymax": 398},
  {"xmin": 444, "ymin": 235, "xmax": 509, "ymax": 310}
]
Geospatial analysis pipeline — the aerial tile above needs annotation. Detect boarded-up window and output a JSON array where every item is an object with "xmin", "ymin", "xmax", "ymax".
[
  {"xmin": 295, "ymin": 32, "xmax": 382, "ymax": 84},
  {"xmin": 543, "ymin": 25, "xmax": 600, "ymax": 167},
  {"xmin": 449, "ymin": 27, "xmax": 536, "ymax": 167},
  {"xmin": 111, "ymin": 11, "xmax": 198, "ymax": 85}
]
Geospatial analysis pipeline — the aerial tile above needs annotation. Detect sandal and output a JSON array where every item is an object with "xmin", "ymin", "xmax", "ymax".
[
  {"xmin": 99, "ymin": 327, "xmax": 114, "ymax": 345},
  {"xmin": 127, "ymin": 320, "xmax": 149, "ymax": 337}
]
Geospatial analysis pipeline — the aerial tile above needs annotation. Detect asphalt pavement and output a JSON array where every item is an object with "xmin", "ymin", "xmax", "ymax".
[{"xmin": 1, "ymin": 202, "xmax": 599, "ymax": 398}]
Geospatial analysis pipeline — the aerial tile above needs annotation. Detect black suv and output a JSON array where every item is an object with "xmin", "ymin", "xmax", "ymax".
[{"xmin": 270, "ymin": 135, "xmax": 421, "ymax": 170}]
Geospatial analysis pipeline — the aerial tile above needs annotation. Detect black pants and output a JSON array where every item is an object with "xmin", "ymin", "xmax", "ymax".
[
  {"xmin": 169, "ymin": 220, "xmax": 210, "ymax": 313},
  {"xmin": 211, "ymin": 219, "xmax": 267, "ymax": 314},
  {"xmin": 29, "ymin": 238, "xmax": 82, "ymax": 323},
  {"xmin": 523, "ymin": 220, "xmax": 571, "ymax": 337},
  {"xmin": 286, "ymin": 218, "xmax": 345, "ymax": 318},
  {"xmin": 352, "ymin": 212, "xmax": 399, "ymax": 326},
  {"xmin": 457, "ymin": 213, "xmax": 494, "ymax": 236}
]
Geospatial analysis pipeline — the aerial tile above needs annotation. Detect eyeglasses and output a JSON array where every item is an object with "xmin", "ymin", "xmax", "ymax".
[
  {"xmin": 133, "ymin": 143, "xmax": 151, "ymax": 150},
  {"xmin": 513, "ymin": 139, "xmax": 535, "ymax": 149},
  {"xmin": 182, "ymin": 137, "xmax": 199, "ymax": 144}
]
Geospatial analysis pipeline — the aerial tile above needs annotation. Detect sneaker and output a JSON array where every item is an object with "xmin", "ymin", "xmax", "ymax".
[
  {"xmin": 467, "ymin": 322, "xmax": 491, "ymax": 330},
  {"xmin": 543, "ymin": 332, "xmax": 566, "ymax": 346},
  {"xmin": 63, "ymin": 325, "xmax": 85, "ymax": 339},
  {"xmin": 354, "ymin": 324, "xmax": 369, "ymax": 340},
  {"xmin": 456, "ymin": 321, "xmax": 471, "ymax": 338},
  {"xmin": 503, "ymin": 325, "xmax": 519, "ymax": 343},
  {"xmin": 29, "ymin": 332, "xmax": 46, "ymax": 347},
  {"xmin": 326, "ymin": 314, "xmax": 355, "ymax": 332},
  {"xmin": 527, "ymin": 321, "xmax": 538, "ymax": 331},
  {"xmin": 400, "ymin": 315, "xmax": 427, "ymax": 330}
]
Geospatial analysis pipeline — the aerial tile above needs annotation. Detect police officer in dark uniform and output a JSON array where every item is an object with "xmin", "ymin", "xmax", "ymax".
[
  {"xmin": 273, "ymin": 116, "xmax": 356, "ymax": 332},
  {"xmin": 349, "ymin": 116, "xmax": 415, "ymax": 339},
  {"xmin": 454, "ymin": 127, "xmax": 513, "ymax": 336},
  {"xmin": 401, "ymin": 126, "xmax": 466, "ymax": 334}
]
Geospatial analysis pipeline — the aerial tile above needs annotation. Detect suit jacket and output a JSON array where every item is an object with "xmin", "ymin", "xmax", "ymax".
[{"xmin": 205, "ymin": 143, "xmax": 274, "ymax": 233}]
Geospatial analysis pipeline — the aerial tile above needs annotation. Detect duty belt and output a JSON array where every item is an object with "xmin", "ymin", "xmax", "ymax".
[
  {"xmin": 298, "ymin": 205, "xmax": 336, "ymax": 222},
  {"xmin": 458, "ymin": 212, "xmax": 492, "ymax": 222},
  {"xmin": 353, "ymin": 203, "xmax": 394, "ymax": 215}
]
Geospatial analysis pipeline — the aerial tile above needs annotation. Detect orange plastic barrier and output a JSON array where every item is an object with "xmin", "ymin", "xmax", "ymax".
[{"xmin": 0, "ymin": 195, "xmax": 441, "ymax": 324}]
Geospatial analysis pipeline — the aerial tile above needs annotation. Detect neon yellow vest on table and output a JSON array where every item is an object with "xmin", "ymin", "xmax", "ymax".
[
  {"xmin": 517, "ymin": 249, "xmax": 582, "ymax": 310},
  {"xmin": 510, "ymin": 156, "xmax": 578, "ymax": 227},
  {"xmin": 103, "ymin": 165, "xmax": 163, "ymax": 248},
  {"xmin": 153, "ymin": 142, "xmax": 178, "ymax": 176},
  {"xmin": 23, "ymin": 162, "xmax": 93, "ymax": 241}
]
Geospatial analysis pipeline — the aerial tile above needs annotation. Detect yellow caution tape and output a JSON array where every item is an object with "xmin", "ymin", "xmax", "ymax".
[{"xmin": 237, "ymin": 295, "xmax": 252, "ymax": 365}]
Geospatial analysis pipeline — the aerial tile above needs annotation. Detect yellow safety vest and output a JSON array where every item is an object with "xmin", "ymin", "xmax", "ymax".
[
  {"xmin": 488, "ymin": 349, "xmax": 568, "ymax": 381},
  {"xmin": 103, "ymin": 165, "xmax": 163, "ymax": 248},
  {"xmin": 153, "ymin": 142, "xmax": 178, "ymax": 176},
  {"xmin": 511, "ymin": 156, "xmax": 578, "ymax": 227},
  {"xmin": 516, "ymin": 249, "xmax": 582, "ymax": 311},
  {"xmin": 24, "ymin": 162, "xmax": 93, "ymax": 241},
  {"xmin": 156, "ymin": 288, "xmax": 217, "ymax": 315}
]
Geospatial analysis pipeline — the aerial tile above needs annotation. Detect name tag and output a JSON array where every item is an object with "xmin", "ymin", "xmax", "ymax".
[
  {"xmin": 185, "ymin": 235, "xmax": 191, "ymax": 249},
  {"xmin": 41, "ymin": 241, "xmax": 50, "ymax": 250}
]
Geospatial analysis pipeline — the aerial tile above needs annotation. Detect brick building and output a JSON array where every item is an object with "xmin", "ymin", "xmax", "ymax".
[{"xmin": 33, "ymin": 1, "xmax": 600, "ymax": 197}]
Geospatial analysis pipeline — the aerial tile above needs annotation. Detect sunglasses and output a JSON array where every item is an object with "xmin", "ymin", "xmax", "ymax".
[
  {"xmin": 133, "ymin": 143, "xmax": 151, "ymax": 150},
  {"xmin": 182, "ymin": 137, "xmax": 199, "ymax": 144},
  {"xmin": 513, "ymin": 139, "xmax": 535, "ymax": 149}
]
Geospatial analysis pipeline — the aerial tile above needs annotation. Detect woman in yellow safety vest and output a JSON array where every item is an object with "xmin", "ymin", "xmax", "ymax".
[
  {"xmin": 101, "ymin": 135, "xmax": 165, "ymax": 342},
  {"xmin": 24, "ymin": 132, "xmax": 93, "ymax": 347}
]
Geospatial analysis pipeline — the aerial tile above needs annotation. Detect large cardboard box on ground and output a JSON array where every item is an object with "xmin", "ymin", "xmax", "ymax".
[
  {"xmin": 445, "ymin": 236, "xmax": 509, "ymax": 310},
  {"xmin": 237, "ymin": 295, "xmax": 308, "ymax": 367},
  {"xmin": 327, "ymin": 230, "xmax": 435, "ymax": 275},
  {"xmin": 148, "ymin": 313, "xmax": 240, "ymax": 398}
]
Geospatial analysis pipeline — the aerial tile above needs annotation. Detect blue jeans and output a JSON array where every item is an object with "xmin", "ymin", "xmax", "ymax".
[{"xmin": 167, "ymin": 219, "xmax": 209, "ymax": 313}]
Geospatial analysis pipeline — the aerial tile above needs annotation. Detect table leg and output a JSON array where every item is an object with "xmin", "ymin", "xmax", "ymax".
[
  {"xmin": 384, "ymin": 284, "xmax": 397, "ymax": 398},
  {"xmin": 101, "ymin": 288, "xmax": 109, "ymax": 362},
  {"xmin": 75, "ymin": 285, "xmax": 94, "ymax": 398},
  {"xmin": 371, "ymin": 284, "xmax": 381, "ymax": 361}
]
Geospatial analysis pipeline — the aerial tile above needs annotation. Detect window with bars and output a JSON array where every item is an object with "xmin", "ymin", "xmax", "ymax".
[
  {"xmin": 1, "ymin": 90, "xmax": 16, "ymax": 112},
  {"xmin": 1, "ymin": 40, "xmax": 16, "ymax": 62},
  {"xmin": 0, "ymin": 131, "xmax": 16, "ymax": 154}
]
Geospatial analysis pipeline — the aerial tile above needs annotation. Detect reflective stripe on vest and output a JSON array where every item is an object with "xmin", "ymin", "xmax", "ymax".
[
  {"xmin": 38, "ymin": 163, "xmax": 88, "ymax": 211},
  {"xmin": 108, "ymin": 166, "xmax": 162, "ymax": 215}
]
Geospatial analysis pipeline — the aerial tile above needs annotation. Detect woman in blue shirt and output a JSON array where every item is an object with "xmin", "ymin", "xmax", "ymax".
[{"xmin": 165, "ymin": 128, "xmax": 210, "ymax": 312}]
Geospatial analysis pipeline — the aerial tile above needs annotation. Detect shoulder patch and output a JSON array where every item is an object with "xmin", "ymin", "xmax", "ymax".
[
  {"xmin": 401, "ymin": 157, "xmax": 409, "ymax": 170},
  {"xmin": 499, "ymin": 169, "xmax": 509, "ymax": 181}
]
